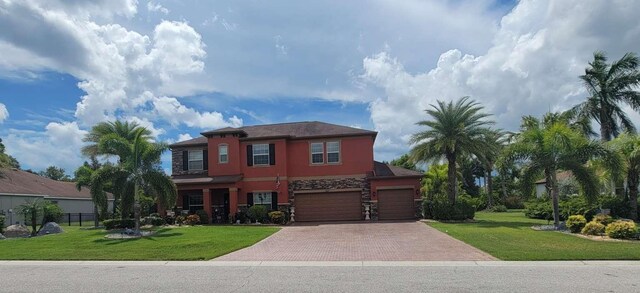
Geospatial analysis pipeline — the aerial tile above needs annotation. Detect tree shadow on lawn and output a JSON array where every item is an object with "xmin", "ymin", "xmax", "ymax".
[{"xmin": 92, "ymin": 228, "xmax": 183, "ymax": 245}]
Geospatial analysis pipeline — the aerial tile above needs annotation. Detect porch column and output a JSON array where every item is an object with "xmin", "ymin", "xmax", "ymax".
[
  {"xmin": 229, "ymin": 187, "xmax": 239, "ymax": 218},
  {"xmin": 203, "ymin": 188, "xmax": 212, "ymax": 224}
]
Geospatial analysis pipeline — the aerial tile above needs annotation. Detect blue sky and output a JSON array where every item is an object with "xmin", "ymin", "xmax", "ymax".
[{"xmin": 0, "ymin": 0, "xmax": 639, "ymax": 175}]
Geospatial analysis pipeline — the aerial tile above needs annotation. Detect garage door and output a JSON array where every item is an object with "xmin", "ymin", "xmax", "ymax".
[
  {"xmin": 295, "ymin": 191, "xmax": 362, "ymax": 222},
  {"xmin": 378, "ymin": 189, "xmax": 415, "ymax": 220}
]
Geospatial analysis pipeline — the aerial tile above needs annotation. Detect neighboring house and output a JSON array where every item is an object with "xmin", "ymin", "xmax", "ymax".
[
  {"xmin": 169, "ymin": 121, "xmax": 423, "ymax": 223},
  {"xmin": 0, "ymin": 168, "xmax": 113, "ymax": 226},
  {"xmin": 534, "ymin": 171, "xmax": 573, "ymax": 198}
]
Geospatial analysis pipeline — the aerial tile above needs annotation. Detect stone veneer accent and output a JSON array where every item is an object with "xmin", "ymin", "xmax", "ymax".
[
  {"xmin": 288, "ymin": 177, "xmax": 376, "ymax": 220},
  {"xmin": 171, "ymin": 148, "xmax": 207, "ymax": 176}
]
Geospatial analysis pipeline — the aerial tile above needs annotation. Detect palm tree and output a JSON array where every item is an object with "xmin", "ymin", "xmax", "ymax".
[
  {"xmin": 17, "ymin": 199, "xmax": 46, "ymax": 236},
  {"xmin": 477, "ymin": 129, "xmax": 509, "ymax": 208},
  {"xmin": 502, "ymin": 115, "xmax": 620, "ymax": 227},
  {"xmin": 572, "ymin": 51, "xmax": 640, "ymax": 142},
  {"xmin": 609, "ymin": 133, "xmax": 640, "ymax": 221},
  {"xmin": 89, "ymin": 126, "xmax": 177, "ymax": 234},
  {"xmin": 82, "ymin": 121, "xmax": 152, "ymax": 157},
  {"xmin": 81, "ymin": 121, "xmax": 152, "ymax": 215},
  {"xmin": 410, "ymin": 97, "xmax": 494, "ymax": 204}
]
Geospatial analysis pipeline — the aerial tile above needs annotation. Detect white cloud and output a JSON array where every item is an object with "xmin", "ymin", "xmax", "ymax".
[
  {"xmin": 152, "ymin": 96, "xmax": 242, "ymax": 129},
  {"xmin": 0, "ymin": 103, "xmax": 8, "ymax": 123},
  {"xmin": 361, "ymin": 0, "xmax": 640, "ymax": 160},
  {"xmin": 4, "ymin": 122, "xmax": 88, "ymax": 172},
  {"xmin": 177, "ymin": 133, "xmax": 193, "ymax": 142},
  {"xmin": 147, "ymin": 1, "xmax": 169, "ymax": 15},
  {"xmin": 124, "ymin": 116, "xmax": 165, "ymax": 138},
  {"xmin": 0, "ymin": 1, "xmax": 238, "ymax": 128}
]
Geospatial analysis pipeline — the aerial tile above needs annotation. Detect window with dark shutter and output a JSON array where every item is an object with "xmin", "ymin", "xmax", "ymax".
[
  {"xmin": 247, "ymin": 192, "xmax": 254, "ymax": 206},
  {"xmin": 203, "ymin": 150, "xmax": 208, "ymax": 170},
  {"xmin": 269, "ymin": 143, "xmax": 275, "ymax": 165},
  {"xmin": 182, "ymin": 151, "xmax": 188, "ymax": 171},
  {"xmin": 271, "ymin": 192, "xmax": 278, "ymax": 210},
  {"xmin": 246, "ymin": 145, "xmax": 253, "ymax": 166}
]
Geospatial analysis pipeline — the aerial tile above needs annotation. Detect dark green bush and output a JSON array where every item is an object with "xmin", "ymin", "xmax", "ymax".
[
  {"xmin": 247, "ymin": 205, "xmax": 269, "ymax": 223},
  {"xmin": 42, "ymin": 203, "xmax": 64, "ymax": 223},
  {"xmin": 102, "ymin": 218, "xmax": 135, "ymax": 230},
  {"xmin": 504, "ymin": 196, "xmax": 525, "ymax": 209},
  {"xmin": 234, "ymin": 211, "xmax": 248, "ymax": 224},
  {"xmin": 560, "ymin": 197, "xmax": 597, "ymax": 221},
  {"xmin": 268, "ymin": 211, "xmax": 286, "ymax": 225},
  {"xmin": 195, "ymin": 210, "xmax": 209, "ymax": 224},
  {"xmin": 605, "ymin": 221, "xmax": 638, "ymax": 239},
  {"xmin": 164, "ymin": 215, "xmax": 176, "ymax": 225},
  {"xmin": 102, "ymin": 219, "xmax": 117, "ymax": 230},
  {"xmin": 524, "ymin": 199, "xmax": 554, "ymax": 220},
  {"xmin": 566, "ymin": 215, "xmax": 587, "ymax": 233},
  {"xmin": 0, "ymin": 215, "xmax": 5, "ymax": 233},
  {"xmin": 524, "ymin": 197, "xmax": 599, "ymax": 221},
  {"xmin": 422, "ymin": 196, "xmax": 475, "ymax": 221},
  {"xmin": 486, "ymin": 205, "xmax": 508, "ymax": 213},
  {"xmin": 598, "ymin": 196, "xmax": 634, "ymax": 219},
  {"xmin": 581, "ymin": 221, "xmax": 605, "ymax": 235}
]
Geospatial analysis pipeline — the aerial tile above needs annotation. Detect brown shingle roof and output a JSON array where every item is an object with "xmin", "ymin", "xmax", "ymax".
[
  {"xmin": 371, "ymin": 161, "xmax": 423, "ymax": 178},
  {"xmin": 0, "ymin": 168, "xmax": 103, "ymax": 199},
  {"xmin": 208, "ymin": 121, "xmax": 375, "ymax": 139},
  {"xmin": 169, "ymin": 136, "xmax": 207, "ymax": 147},
  {"xmin": 172, "ymin": 122, "xmax": 377, "ymax": 147}
]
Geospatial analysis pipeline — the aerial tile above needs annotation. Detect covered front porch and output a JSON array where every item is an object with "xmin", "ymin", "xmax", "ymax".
[
  {"xmin": 172, "ymin": 175, "xmax": 243, "ymax": 224},
  {"xmin": 177, "ymin": 187, "xmax": 240, "ymax": 224}
]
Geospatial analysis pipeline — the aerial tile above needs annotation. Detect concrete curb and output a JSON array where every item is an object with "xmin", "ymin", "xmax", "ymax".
[{"xmin": 0, "ymin": 260, "xmax": 639, "ymax": 266}]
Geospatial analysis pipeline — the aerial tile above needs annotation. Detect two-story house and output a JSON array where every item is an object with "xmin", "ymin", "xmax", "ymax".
[{"xmin": 169, "ymin": 121, "xmax": 423, "ymax": 223}]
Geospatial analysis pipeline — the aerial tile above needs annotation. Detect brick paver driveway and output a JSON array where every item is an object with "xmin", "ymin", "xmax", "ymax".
[{"xmin": 215, "ymin": 221, "xmax": 496, "ymax": 261}]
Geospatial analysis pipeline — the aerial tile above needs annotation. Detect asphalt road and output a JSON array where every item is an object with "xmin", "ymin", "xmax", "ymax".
[{"xmin": 0, "ymin": 261, "xmax": 639, "ymax": 292}]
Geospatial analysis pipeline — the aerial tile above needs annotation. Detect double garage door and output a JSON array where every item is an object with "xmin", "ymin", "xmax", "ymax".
[
  {"xmin": 294, "ymin": 189, "xmax": 416, "ymax": 222},
  {"xmin": 377, "ymin": 189, "xmax": 416, "ymax": 220},
  {"xmin": 295, "ymin": 191, "xmax": 362, "ymax": 222}
]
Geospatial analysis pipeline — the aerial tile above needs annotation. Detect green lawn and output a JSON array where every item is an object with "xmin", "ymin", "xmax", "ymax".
[
  {"xmin": 429, "ymin": 210, "xmax": 640, "ymax": 260},
  {"xmin": 0, "ymin": 225, "xmax": 279, "ymax": 260}
]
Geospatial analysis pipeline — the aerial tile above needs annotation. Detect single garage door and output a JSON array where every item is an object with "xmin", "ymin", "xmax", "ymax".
[
  {"xmin": 295, "ymin": 191, "xmax": 362, "ymax": 222},
  {"xmin": 378, "ymin": 189, "xmax": 415, "ymax": 220}
]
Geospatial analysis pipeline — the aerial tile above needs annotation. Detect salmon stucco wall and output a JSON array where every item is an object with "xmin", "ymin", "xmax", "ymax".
[{"xmin": 286, "ymin": 136, "xmax": 374, "ymax": 177}]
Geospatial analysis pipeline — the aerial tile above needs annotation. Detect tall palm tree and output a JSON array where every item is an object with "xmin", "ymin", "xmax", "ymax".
[
  {"xmin": 89, "ymin": 127, "xmax": 177, "ymax": 234},
  {"xmin": 410, "ymin": 97, "xmax": 494, "ymax": 204},
  {"xmin": 81, "ymin": 121, "xmax": 152, "ymax": 215},
  {"xmin": 502, "ymin": 115, "xmax": 620, "ymax": 227},
  {"xmin": 609, "ymin": 133, "xmax": 640, "ymax": 221},
  {"xmin": 572, "ymin": 51, "xmax": 640, "ymax": 142},
  {"xmin": 477, "ymin": 129, "xmax": 508, "ymax": 208},
  {"xmin": 82, "ymin": 121, "xmax": 152, "ymax": 158}
]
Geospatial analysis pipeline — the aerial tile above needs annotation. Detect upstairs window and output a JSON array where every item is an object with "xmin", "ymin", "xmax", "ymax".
[
  {"xmin": 188, "ymin": 150, "xmax": 203, "ymax": 170},
  {"xmin": 310, "ymin": 142, "xmax": 324, "ymax": 164},
  {"xmin": 252, "ymin": 144, "xmax": 269, "ymax": 165},
  {"xmin": 327, "ymin": 141, "xmax": 340, "ymax": 163},
  {"xmin": 219, "ymin": 144, "xmax": 228, "ymax": 163}
]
